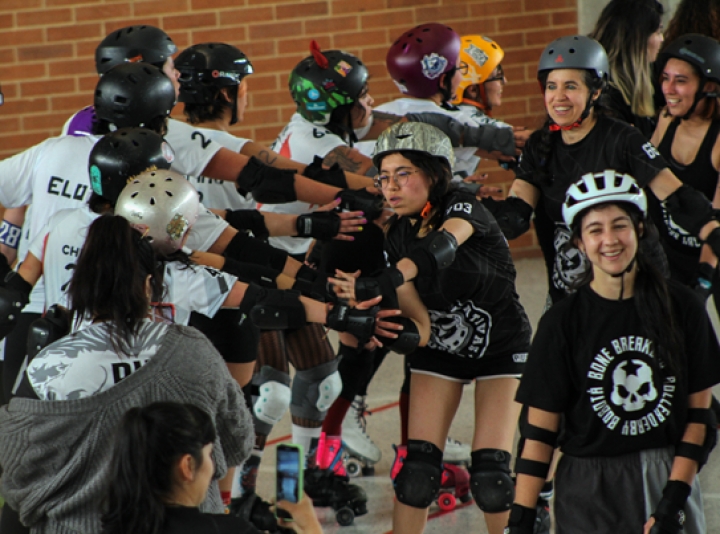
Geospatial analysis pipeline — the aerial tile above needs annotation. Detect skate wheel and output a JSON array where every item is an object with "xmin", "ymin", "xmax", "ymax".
[
  {"xmin": 438, "ymin": 493, "xmax": 456, "ymax": 511},
  {"xmin": 459, "ymin": 492, "xmax": 473, "ymax": 504},
  {"xmin": 361, "ymin": 465, "xmax": 375, "ymax": 477},
  {"xmin": 336, "ymin": 507, "xmax": 355, "ymax": 526},
  {"xmin": 345, "ymin": 457, "xmax": 363, "ymax": 478}
]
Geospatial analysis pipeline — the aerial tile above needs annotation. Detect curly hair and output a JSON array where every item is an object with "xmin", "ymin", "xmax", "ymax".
[{"xmin": 663, "ymin": 0, "xmax": 720, "ymax": 46}]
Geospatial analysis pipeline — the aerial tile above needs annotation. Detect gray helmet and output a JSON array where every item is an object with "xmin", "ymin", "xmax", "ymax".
[
  {"xmin": 115, "ymin": 169, "xmax": 200, "ymax": 255},
  {"xmin": 537, "ymin": 35, "xmax": 609, "ymax": 83},
  {"xmin": 95, "ymin": 25, "xmax": 176, "ymax": 75},
  {"xmin": 372, "ymin": 122, "xmax": 455, "ymax": 169},
  {"xmin": 563, "ymin": 170, "xmax": 647, "ymax": 228}
]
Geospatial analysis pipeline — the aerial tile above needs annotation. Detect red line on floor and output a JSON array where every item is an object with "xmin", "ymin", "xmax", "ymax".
[
  {"xmin": 381, "ymin": 500, "xmax": 474, "ymax": 534},
  {"xmin": 266, "ymin": 400, "xmax": 400, "ymax": 446}
]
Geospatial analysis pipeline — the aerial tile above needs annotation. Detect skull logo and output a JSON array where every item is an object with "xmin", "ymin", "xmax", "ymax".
[{"xmin": 610, "ymin": 359, "xmax": 658, "ymax": 412}]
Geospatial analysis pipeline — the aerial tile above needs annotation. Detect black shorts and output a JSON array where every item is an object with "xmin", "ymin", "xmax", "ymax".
[
  {"xmin": 408, "ymin": 344, "xmax": 527, "ymax": 383},
  {"xmin": 189, "ymin": 309, "xmax": 259, "ymax": 364}
]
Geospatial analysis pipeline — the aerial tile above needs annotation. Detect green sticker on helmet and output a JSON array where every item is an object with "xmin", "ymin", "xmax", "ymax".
[{"xmin": 90, "ymin": 165, "xmax": 103, "ymax": 195}]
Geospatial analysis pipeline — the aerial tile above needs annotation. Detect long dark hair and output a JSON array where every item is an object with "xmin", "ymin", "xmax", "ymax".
[
  {"xmin": 102, "ymin": 402, "xmax": 216, "ymax": 534},
  {"xmin": 183, "ymin": 84, "xmax": 239, "ymax": 124},
  {"xmin": 67, "ymin": 215, "xmax": 161, "ymax": 354},
  {"xmin": 325, "ymin": 84, "xmax": 370, "ymax": 146},
  {"xmin": 663, "ymin": 0, "xmax": 720, "ymax": 46},
  {"xmin": 570, "ymin": 202, "xmax": 685, "ymax": 376},
  {"xmin": 530, "ymin": 70, "xmax": 609, "ymax": 187}
]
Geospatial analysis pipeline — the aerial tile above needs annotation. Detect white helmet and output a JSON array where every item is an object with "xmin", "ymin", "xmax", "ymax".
[
  {"xmin": 563, "ymin": 170, "xmax": 647, "ymax": 228},
  {"xmin": 115, "ymin": 169, "xmax": 200, "ymax": 254}
]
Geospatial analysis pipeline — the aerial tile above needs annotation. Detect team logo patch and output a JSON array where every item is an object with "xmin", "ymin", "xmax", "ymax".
[
  {"xmin": 660, "ymin": 203, "xmax": 700, "ymax": 248},
  {"xmin": 555, "ymin": 54, "xmax": 564, "ymax": 63},
  {"xmin": 464, "ymin": 44, "xmax": 489, "ymax": 68},
  {"xmin": 335, "ymin": 60, "xmax": 353, "ymax": 77},
  {"xmin": 427, "ymin": 300, "xmax": 491, "ymax": 358},
  {"xmin": 307, "ymin": 88, "xmax": 320, "ymax": 100},
  {"xmin": 322, "ymin": 78, "xmax": 336, "ymax": 91},
  {"xmin": 166, "ymin": 213, "xmax": 189, "ymax": 242},
  {"xmin": 586, "ymin": 336, "xmax": 677, "ymax": 436},
  {"xmin": 421, "ymin": 53, "xmax": 448, "ymax": 79},
  {"xmin": 306, "ymin": 102, "xmax": 327, "ymax": 111},
  {"xmin": 89, "ymin": 164, "xmax": 103, "ymax": 195},
  {"xmin": 552, "ymin": 224, "xmax": 590, "ymax": 292}
]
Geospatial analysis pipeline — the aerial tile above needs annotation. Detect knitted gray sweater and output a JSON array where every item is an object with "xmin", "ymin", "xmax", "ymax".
[{"xmin": 0, "ymin": 325, "xmax": 254, "ymax": 534}]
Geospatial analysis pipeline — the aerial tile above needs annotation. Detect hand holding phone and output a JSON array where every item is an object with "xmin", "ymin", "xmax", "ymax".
[{"xmin": 276, "ymin": 443, "xmax": 304, "ymax": 521}]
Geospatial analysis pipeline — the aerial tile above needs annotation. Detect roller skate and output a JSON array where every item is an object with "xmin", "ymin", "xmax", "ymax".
[
  {"xmin": 390, "ymin": 444, "xmax": 472, "ymax": 512},
  {"xmin": 443, "ymin": 436, "xmax": 471, "ymax": 465},
  {"xmin": 304, "ymin": 433, "xmax": 368, "ymax": 526},
  {"xmin": 342, "ymin": 395, "xmax": 381, "ymax": 477}
]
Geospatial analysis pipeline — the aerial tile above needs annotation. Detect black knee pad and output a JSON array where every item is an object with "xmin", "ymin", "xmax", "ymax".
[
  {"xmin": 393, "ymin": 440, "xmax": 443, "ymax": 509},
  {"xmin": 470, "ymin": 449, "xmax": 514, "ymax": 513}
]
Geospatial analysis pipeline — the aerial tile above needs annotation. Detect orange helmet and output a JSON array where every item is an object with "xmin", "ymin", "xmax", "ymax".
[{"xmin": 452, "ymin": 35, "xmax": 504, "ymax": 105}]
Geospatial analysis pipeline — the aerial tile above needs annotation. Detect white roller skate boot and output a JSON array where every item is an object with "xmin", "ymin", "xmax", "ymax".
[
  {"xmin": 341, "ymin": 395, "xmax": 381, "ymax": 476},
  {"xmin": 443, "ymin": 436, "xmax": 471, "ymax": 464}
]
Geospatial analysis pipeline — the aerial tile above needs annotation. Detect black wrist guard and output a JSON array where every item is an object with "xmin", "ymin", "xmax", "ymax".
[
  {"xmin": 236, "ymin": 156, "xmax": 297, "ymax": 204},
  {"xmin": 224, "ymin": 231, "xmax": 288, "ymax": 271},
  {"xmin": 375, "ymin": 316, "xmax": 420, "ymax": 355},
  {"xmin": 302, "ymin": 156, "xmax": 348, "ymax": 188},
  {"xmin": 292, "ymin": 265, "xmax": 335, "ymax": 302},
  {"xmin": 665, "ymin": 184, "xmax": 713, "ymax": 237},
  {"xmin": 249, "ymin": 289, "xmax": 307, "ymax": 330},
  {"xmin": 296, "ymin": 211, "xmax": 341, "ymax": 240},
  {"xmin": 464, "ymin": 123, "xmax": 516, "ymax": 156},
  {"xmin": 481, "ymin": 196, "xmax": 533, "ymax": 240},
  {"xmin": 325, "ymin": 301, "xmax": 377, "ymax": 346},
  {"xmin": 336, "ymin": 188, "xmax": 385, "ymax": 221},
  {"xmin": 356, "ymin": 267, "xmax": 404, "ymax": 309},
  {"xmin": 407, "ymin": 229, "xmax": 458, "ymax": 278},
  {"xmin": 225, "ymin": 209, "xmax": 270, "ymax": 241},
  {"xmin": 650, "ymin": 480, "xmax": 691, "ymax": 534},
  {"xmin": 504, "ymin": 504, "xmax": 537, "ymax": 534}
]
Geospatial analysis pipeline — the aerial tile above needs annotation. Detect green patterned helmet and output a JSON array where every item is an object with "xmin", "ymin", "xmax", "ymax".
[{"xmin": 289, "ymin": 41, "xmax": 369, "ymax": 125}]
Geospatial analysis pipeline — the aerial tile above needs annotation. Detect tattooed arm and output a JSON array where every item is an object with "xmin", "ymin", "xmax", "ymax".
[
  {"xmin": 361, "ymin": 111, "xmax": 406, "ymax": 140},
  {"xmin": 240, "ymin": 141, "xmax": 304, "ymax": 172},
  {"xmin": 323, "ymin": 146, "xmax": 377, "ymax": 176}
]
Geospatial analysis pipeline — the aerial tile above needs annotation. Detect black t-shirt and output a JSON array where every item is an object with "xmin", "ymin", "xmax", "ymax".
[
  {"xmin": 515, "ymin": 115, "xmax": 668, "ymax": 302},
  {"xmin": 385, "ymin": 188, "xmax": 531, "ymax": 359},
  {"xmin": 160, "ymin": 506, "xmax": 262, "ymax": 534},
  {"xmin": 516, "ymin": 281, "xmax": 720, "ymax": 457}
]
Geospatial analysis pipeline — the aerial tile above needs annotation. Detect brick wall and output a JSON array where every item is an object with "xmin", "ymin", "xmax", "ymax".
[{"xmin": 0, "ymin": 0, "xmax": 579, "ymax": 258}]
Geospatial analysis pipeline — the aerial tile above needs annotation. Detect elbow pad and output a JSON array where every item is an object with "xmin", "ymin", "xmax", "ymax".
[
  {"xmin": 674, "ymin": 407, "xmax": 717, "ymax": 471},
  {"xmin": 236, "ymin": 156, "xmax": 297, "ymax": 204},
  {"xmin": 481, "ymin": 196, "xmax": 533, "ymax": 240},
  {"xmin": 404, "ymin": 113, "xmax": 463, "ymax": 146},
  {"xmin": 224, "ymin": 231, "xmax": 288, "ymax": 271},
  {"xmin": 250, "ymin": 289, "xmax": 307, "ymax": 330},
  {"xmin": 407, "ymin": 229, "xmax": 458, "ymax": 278},
  {"xmin": 463, "ymin": 124, "xmax": 516, "ymax": 157},
  {"xmin": 665, "ymin": 184, "xmax": 713, "ymax": 237},
  {"xmin": 303, "ymin": 156, "xmax": 348, "ymax": 188},
  {"xmin": 222, "ymin": 258, "xmax": 278, "ymax": 288},
  {"xmin": 225, "ymin": 209, "xmax": 270, "ymax": 241}
]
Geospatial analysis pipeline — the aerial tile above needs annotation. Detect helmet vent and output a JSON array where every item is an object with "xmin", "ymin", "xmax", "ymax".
[
  {"xmin": 416, "ymin": 38, "xmax": 423, "ymax": 43},
  {"xmin": 569, "ymin": 48, "xmax": 576, "ymax": 54},
  {"xmin": 150, "ymin": 198, "xmax": 156, "ymax": 205},
  {"xmin": 594, "ymin": 176, "xmax": 604, "ymax": 190},
  {"xmin": 396, "ymin": 134, "xmax": 412, "ymax": 139},
  {"xmin": 149, "ymin": 182, "xmax": 156, "ymax": 188},
  {"xmin": 130, "ymin": 192, "xmax": 138, "ymax": 198},
  {"xmin": 578, "ymin": 182, "xmax": 589, "ymax": 194},
  {"xmin": 165, "ymin": 191, "xmax": 174, "ymax": 197},
  {"xmin": 164, "ymin": 177, "xmax": 173, "ymax": 182}
]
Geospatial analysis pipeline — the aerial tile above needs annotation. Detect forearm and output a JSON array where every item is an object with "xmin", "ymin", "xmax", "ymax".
[
  {"xmin": 240, "ymin": 140, "xmax": 304, "ymax": 172},
  {"xmin": 261, "ymin": 212, "xmax": 299, "ymax": 237}
]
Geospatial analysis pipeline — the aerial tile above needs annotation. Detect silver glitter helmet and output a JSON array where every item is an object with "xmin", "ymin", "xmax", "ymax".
[
  {"xmin": 563, "ymin": 170, "xmax": 647, "ymax": 227},
  {"xmin": 115, "ymin": 169, "xmax": 200, "ymax": 254},
  {"xmin": 372, "ymin": 122, "xmax": 455, "ymax": 169}
]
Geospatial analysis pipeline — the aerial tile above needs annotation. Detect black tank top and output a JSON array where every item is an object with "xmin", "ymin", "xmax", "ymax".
[{"xmin": 648, "ymin": 118, "xmax": 720, "ymax": 282}]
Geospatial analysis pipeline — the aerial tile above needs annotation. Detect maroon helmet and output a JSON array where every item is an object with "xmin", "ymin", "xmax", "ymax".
[{"xmin": 386, "ymin": 23, "xmax": 461, "ymax": 99}]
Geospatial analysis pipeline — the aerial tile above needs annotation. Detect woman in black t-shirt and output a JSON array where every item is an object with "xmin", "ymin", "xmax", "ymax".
[
  {"xmin": 350, "ymin": 122, "xmax": 530, "ymax": 534},
  {"xmin": 506, "ymin": 171, "xmax": 720, "ymax": 534},
  {"xmin": 487, "ymin": 35, "xmax": 720, "ymax": 304}
]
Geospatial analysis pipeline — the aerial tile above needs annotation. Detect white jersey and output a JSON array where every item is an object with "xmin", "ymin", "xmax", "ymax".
[
  {"xmin": 264, "ymin": 113, "xmax": 346, "ymax": 256},
  {"xmin": 357, "ymin": 98, "xmax": 510, "ymax": 178},
  {"xmin": 28, "ymin": 204, "xmax": 236, "ymax": 324}
]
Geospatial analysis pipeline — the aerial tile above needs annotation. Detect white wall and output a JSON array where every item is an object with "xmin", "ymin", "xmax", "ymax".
[{"xmin": 578, "ymin": 0, "xmax": 681, "ymax": 35}]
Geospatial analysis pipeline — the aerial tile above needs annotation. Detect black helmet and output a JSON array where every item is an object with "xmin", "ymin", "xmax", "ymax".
[
  {"xmin": 537, "ymin": 35, "xmax": 609, "ymax": 83},
  {"xmin": 88, "ymin": 128, "xmax": 175, "ymax": 204},
  {"xmin": 289, "ymin": 41, "xmax": 368, "ymax": 125},
  {"xmin": 95, "ymin": 25, "xmax": 177, "ymax": 75},
  {"xmin": 656, "ymin": 34, "xmax": 720, "ymax": 119},
  {"xmin": 94, "ymin": 63, "xmax": 176, "ymax": 129},
  {"xmin": 176, "ymin": 43, "xmax": 253, "ymax": 104}
]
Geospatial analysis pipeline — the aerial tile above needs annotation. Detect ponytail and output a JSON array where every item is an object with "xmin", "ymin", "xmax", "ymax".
[{"xmin": 102, "ymin": 402, "xmax": 216, "ymax": 534}]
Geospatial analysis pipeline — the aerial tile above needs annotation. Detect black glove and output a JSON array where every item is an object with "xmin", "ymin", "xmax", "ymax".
[
  {"xmin": 503, "ymin": 503, "xmax": 537, "ymax": 534},
  {"xmin": 325, "ymin": 300, "xmax": 377, "ymax": 346},
  {"xmin": 649, "ymin": 480, "xmax": 691, "ymax": 534},
  {"xmin": 296, "ymin": 211, "xmax": 341, "ymax": 241},
  {"xmin": 302, "ymin": 156, "xmax": 348, "ymax": 188},
  {"xmin": 336, "ymin": 188, "xmax": 384, "ymax": 221}
]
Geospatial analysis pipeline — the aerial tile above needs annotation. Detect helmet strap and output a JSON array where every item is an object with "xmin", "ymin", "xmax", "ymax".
[
  {"xmin": 681, "ymin": 80, "xmax": 716, "ymax": 120},
  {"xmin": 610, "ymin": 256, "xmax": 636, "ymax": 300},
  {"xmin": 230, "ymin": 95, "xmax": 239, "ymax": 125},
  {"xmin": 548, "ymin": 91, "xmax": 595, "ymax": 132}
]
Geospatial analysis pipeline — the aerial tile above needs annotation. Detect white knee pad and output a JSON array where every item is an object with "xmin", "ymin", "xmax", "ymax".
[
  {"xmin": 316, "ymin": 370, "xmax": 342, "ymax": 411},
  {"xmin": 252, "ymin": 366, "xmax": 291, "ymax": 428}
]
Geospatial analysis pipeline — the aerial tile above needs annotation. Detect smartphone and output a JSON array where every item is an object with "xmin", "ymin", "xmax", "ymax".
[{"xmin": 276, "ymin": 443, "xmax": 304, "ymax": 520}]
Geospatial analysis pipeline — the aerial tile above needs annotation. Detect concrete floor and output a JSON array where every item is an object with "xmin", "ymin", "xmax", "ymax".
[{"xmin": 256, "ymin": 257, "xmax": 720, "ymax": 534}]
